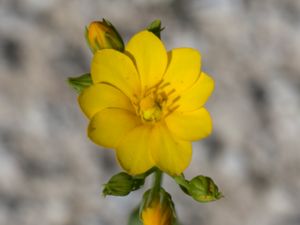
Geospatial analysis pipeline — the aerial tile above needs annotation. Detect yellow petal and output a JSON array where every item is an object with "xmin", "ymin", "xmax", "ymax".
[
  {"xmin": 88, "ymin": 108, "xmax": 141, "ymax": 148},
  {"xmin": 91, "ymin": 49, "xmax": 140, "ymax": 99},
  {"xmin": 126, "ymin": 31, "xmax": 167, "ymax": 89},
  {"xmin": 78, "ymin": 83, "xmax": 134, "ymax": 119},
  {"xmin": 163, "ymin": 48, "xmax": 201, "ymax": 93},
  {"xmin": 116, "ymin": 126, "xmax": 155, "ymax": 175},
  {"xmin": 150, "ymin": 124, "xmax": 192, "ymax": 175},
  {"xmin": 178, "ymin": 72, "xmax": 214, "ymax": 112},
  {"xmin": 165, "ymin": 108, "xmax": 212, "ymax": 141}
]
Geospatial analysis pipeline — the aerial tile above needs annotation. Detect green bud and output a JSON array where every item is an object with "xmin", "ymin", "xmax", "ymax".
[
  {"xmin": 147, "ymin": 19, "xmax": 164, "ymax": 38},
  {"xmin": 103, "ymin": 172, "xmax": 145, "ymax": 197},
  {"xmin": 68, "ymin": 73, "xmax": 92, "ymax": 93},
  {"xmin": 173, "ymin": 174, "xmax": 223, "ymax": 203},
  {"xmin": 103, "ymin": 172, "xmax": 133, "ymax": 196},
  {"xmin": 86, "ymin": 19, "xmax": 124, "ymax": 53},
  {"xmin": 188, "ymin": 175, "xmax": 223, "ymax": 203}
]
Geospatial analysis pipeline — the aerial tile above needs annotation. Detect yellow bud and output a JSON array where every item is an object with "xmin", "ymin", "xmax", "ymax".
[
  {"xmin": 142, "ymin": 201, "xmax": 173, "ymax": 225},
  {"xmin": 140, "ymin": 188, "xmax": 176, "ymax": 225},
  {"xmin": 86, "ymin": 19, "xmax": 124, "ymax": 53}
]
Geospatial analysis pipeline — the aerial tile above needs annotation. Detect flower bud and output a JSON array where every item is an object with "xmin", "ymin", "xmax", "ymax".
[
  {"xmin": 140, "ymin": 188, "xmax": 176, "ymax": 225},
  {"xmin": 188, "ymin": 175, "xmax": 223, "ymax": 203},
  {"xmin": 103, "ymin": 172, "xmax": 142, "ymax": 196},
  {"xmin": 86, "ymin": 19, "xmax": 124, "ymax": 53}
]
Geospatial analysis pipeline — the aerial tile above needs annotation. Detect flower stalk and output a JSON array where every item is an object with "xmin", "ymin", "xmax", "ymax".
[{"xmin": 152, "ymin": 169, "xmax": 163, "ymax": 194}]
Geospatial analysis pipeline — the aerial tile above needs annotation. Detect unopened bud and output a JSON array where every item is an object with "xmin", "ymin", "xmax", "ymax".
[
  {"xmin": 103, "ymin": 172, "xmax": 133, "ymax": 196},
  {"xmin": 86, "ymin": 19, "xmax": 124, "ymax": 53},
  {"xmin": 102, "ymin": 172, "xmax": 145, "ymax": 196},
  {"xmin": 140, "ymin": 188, "xmax": 176, "ymax": 225},
  {"xmin": 189, "ymin": 175, "xmax": 223, "ymax": 203}
]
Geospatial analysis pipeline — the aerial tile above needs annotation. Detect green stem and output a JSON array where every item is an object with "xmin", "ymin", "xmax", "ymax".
[
  {"xmin": 149, "ymin": 169, "xmax": 163, "ymax": 201},
  {"xmin": 153, "ymin": 169, "xmax": 162, "ymax": 191},
  {"xmin": 173, "ymin": 175, "xmax": 190, "ymax": 190},
  {"xmin": 133, "ymin": 167, "xmax": 156, "ymax": 180}
]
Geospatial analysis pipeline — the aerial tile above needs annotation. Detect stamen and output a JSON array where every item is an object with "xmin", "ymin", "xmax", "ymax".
[
  {"xmin": 132, "ymin": 94, "xmax": 140, "ymax": 107},
  {"xmin": 165, "ymin": 105, "xmax": 180, "ymax": 118},
  {"xmin": 137, "ymin": 79, "xmax": 181, "ymax": 122},
  {"xmin": 171, "ymin": 96, "xmax": 180, "ymax": 104},
  {"xmin": 158, "ymin": 82, "xmax": 171, "ymax": 90},
  {"xmin": 144, "ymin": 80, "xmax": 164, "ymax": 97},
  {"xmin": 166, "ymin": 89, "xmax": 176, "ymax": 96}
]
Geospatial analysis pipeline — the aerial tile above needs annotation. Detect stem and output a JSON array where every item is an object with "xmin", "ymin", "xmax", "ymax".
[
  {"xmin": 153, "ymin": 169, "xmax": 163, "ymax": 192},
  {"xmin": 173, "ymin": 175, "xmax": 190, "ymax": 190},
  {"xmin": 149, "ymin": 169, "xmax": 163, "ymax": 203},
  {"xmin": 133, "ymin": 167, "xmax": 156, "ymax": 180}
]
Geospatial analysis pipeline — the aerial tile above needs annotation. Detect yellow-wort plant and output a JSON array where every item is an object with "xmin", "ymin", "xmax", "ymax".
[{"xmin": 68, "ymin": 19, "xmax": 223, "ymax": 225}]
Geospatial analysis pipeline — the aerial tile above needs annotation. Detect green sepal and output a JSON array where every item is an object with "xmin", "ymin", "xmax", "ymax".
[
  {"xmin": 102, "ymin": 18, "xmax": 125, "ymax": 52},
  {"xmin": 84, "ymin": 26, "xmax": 94, "ymax": 53},
  {"xmin": 67, "ymin": 73, "xmax": 92, "ymax": 93},
  {"xmin": 147, "ymin": 19, "xmax": 164, "ymax": 38},
  {"xmin": 127, "ymin": 207, "xmax": 143, "ymax": 225}
]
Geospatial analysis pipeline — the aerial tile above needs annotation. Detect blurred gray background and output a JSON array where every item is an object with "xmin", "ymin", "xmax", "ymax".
[{"xmin": 1, "ymin": 0, "xmax": 300, "ymax": 225}]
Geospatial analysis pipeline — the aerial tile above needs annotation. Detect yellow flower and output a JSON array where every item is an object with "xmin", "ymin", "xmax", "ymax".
[
  {"xmin": 78, "ymin": 31, "xmax": 214, "ymax": 175},
  {"xmin": 142, "ymin": 200, "xmax": 173, "ymax": 225}
]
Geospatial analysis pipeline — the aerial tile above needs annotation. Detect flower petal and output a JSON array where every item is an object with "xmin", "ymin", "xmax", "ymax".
[
  {"xmin": 165, "ymin": 108, "xmax": 212, "ymax": 141},
  {"xmin": 126, "ymin": 31, "xmax": 168, "ymax": 89},
  {"xmin": 91, "ymin": 49, "xmax": 140, "ymax": 99},
  {"xmin": 164, "ymin": 48, "xmax": 201, "ymax": 93},
  {"xmin": 150, "ymin": 124, "xmax": 192, "ymax": 175},
  {"xmin": 88, "ymin": 108, "xmax": 141, "ymax": 148},
  {"xmin": 116, "ymin": 126, "xmax": 155, "ymax": 175},
  {"xmin": 78, "ymin": 83, "xmax": 134, "ymax": 119},
  {"xmin": 178, "ymin": 72, "xmax": 214, "ymax": 112}
]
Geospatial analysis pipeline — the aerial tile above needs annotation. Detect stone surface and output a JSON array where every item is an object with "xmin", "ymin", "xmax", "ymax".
[{"xmin": 0, "ymin": 0, "xmax": 300, "ymax": 225}]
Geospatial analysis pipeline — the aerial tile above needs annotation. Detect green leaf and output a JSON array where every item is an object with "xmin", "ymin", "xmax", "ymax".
[
  {"xmin": 147, "ymin": 19, "xmax": 164, "ymax": 38},
  {"xmin": 68, "ymin": 73, "xmax": 92, "ymax": 93}
]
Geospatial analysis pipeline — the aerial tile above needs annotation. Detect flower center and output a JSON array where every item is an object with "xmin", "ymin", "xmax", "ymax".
[
  {"xmin": 139, "ymin": 94, "xmax": 164, "ymax": 122},
  {"xmin": 134, "ymin": 80, "xmax": 180, "ymax": 123}
]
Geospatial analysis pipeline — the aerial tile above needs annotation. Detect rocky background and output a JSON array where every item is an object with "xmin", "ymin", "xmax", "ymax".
[{"xmin": 1, "ymin": 0, "xmax": 300, "ymax": 225}]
